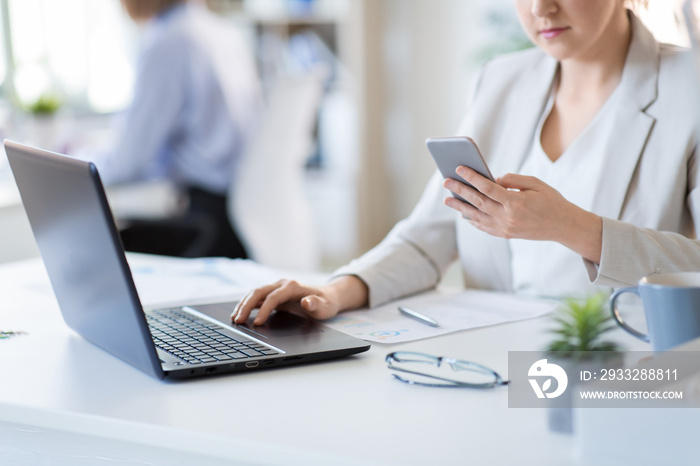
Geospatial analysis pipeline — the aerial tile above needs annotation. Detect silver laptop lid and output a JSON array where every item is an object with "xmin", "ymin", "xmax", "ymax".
[{"xmin": 4, "ymin": 140, "xmax": 163, "ymax": 379}]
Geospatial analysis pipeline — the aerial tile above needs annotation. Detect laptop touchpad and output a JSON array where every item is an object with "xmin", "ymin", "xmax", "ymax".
[{"xmin": 189, "ymin": 302, "xmax": 323, "ymax": 337}]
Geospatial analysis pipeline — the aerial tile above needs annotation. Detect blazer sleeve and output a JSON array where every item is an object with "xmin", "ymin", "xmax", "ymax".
[
  {"xmin": 584, "ymin": 147, "xmax": 700, "ymax": 287},
  {"xmin": 331, "ymin": 170, "xmax": 459, "ymax": 308}
]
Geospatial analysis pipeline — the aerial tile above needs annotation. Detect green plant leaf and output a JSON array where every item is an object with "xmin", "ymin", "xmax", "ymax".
[{"xmin": 544, "ymin": 292, "xmax": 624, "ymax": 357}]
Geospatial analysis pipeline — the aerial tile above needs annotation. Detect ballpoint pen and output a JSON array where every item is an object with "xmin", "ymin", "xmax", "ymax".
[{"xmin": 398, "ymin": 306, "xmax": 440, "ymax": 327}]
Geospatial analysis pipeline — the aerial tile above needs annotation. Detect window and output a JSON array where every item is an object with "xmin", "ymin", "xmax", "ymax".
[
  {"xmin": 5, "ymin": 0, "xmax": 135, "ymax": 113},
  {"xmin": 638, "ymin": 0, "xmax": 689, "ymax": 46}
]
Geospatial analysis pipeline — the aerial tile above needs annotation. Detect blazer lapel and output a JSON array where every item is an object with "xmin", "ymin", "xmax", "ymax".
[
  {"xmin": 492, "ymin": 55, "xmax": 558, "ymax": 175},
  {"xmin": 590, "ymin": 14, "xmax": 659, "ymax": 219}
]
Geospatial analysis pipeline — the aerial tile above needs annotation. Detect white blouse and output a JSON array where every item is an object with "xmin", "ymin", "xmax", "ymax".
[{"xmin": 509, "ymin": 85, "xmax": 621, "ymax": 298}]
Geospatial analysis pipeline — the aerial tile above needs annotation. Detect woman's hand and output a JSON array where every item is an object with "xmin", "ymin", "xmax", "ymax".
[
  {"xmin": 231, "ymin": 275, "xmax": 369, "ymax": 326},
  {"xmin": 443, "ymin": 166, "xmax": 602, "ymax": 263}
]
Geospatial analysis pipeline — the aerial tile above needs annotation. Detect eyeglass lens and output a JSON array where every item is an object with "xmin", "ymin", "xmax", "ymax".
[{"xmin": 387, "ymin": 352, "xmax": 506, "ymax": 387}]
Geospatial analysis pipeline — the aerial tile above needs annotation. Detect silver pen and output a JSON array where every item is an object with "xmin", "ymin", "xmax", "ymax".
[{"xmin": 398, "ymin": 306, "xmax": 440, "ymax": 327}]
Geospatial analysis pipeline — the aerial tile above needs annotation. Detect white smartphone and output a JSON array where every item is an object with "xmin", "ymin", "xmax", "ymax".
[{"xmin": 425, "ymin": 136, "xmax": 495, "ymax": 204}]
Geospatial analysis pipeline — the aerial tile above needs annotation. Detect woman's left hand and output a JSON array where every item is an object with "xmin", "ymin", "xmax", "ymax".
[{"xmin": 443, "ymin": 166, "xmax": 603, "ymax": 263}]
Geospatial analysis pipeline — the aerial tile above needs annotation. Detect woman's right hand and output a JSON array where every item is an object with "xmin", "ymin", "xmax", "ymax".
[{"xmin": 231, "ymin": 275, "xmax": 369, "ymax": 326}]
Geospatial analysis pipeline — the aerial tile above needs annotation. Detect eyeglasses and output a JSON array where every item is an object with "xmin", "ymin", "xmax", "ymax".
[{"xmin": 385, "ymin": 351, "xmax": 509, "ymax": 388}]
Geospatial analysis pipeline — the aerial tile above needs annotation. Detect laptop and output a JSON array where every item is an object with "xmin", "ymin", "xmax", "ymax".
[{"xmin": 4, "ymin": 140, "xmax": 370, "ymax": 380}]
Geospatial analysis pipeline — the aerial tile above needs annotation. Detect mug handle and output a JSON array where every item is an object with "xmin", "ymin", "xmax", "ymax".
[{"xmin": 610, "ymin": 287, "xmax": 650, "ymax": 342}]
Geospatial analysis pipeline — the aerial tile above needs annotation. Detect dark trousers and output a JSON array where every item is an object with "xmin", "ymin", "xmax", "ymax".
[{"xmin": 120, "ymin": 187, "xmax": 248, "ymax": 259}]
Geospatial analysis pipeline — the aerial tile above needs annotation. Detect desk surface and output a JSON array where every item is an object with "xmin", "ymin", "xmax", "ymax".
[{"xmin": 0, "ymin": 257, "xmax": 670, "ymax": 465}]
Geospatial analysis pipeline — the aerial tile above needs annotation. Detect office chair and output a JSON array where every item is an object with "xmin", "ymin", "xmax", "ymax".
[{"xmin": 228, "ymin": 68, "xmax": 326, "ymax": 271}]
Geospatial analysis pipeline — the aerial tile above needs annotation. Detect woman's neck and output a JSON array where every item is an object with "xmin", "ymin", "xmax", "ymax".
[{"xmin": 558, "ymin": 11, "xmax": 632, "ymax": 100}]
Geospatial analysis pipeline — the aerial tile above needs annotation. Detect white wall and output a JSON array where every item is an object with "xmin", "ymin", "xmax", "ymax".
[
  {"xmin": 356, "ymin": 0, "xmax": 518, "ymax": 246},
  {"xmin": 383, "ymin": 0, "xmax": 477, "ymax": 219}
]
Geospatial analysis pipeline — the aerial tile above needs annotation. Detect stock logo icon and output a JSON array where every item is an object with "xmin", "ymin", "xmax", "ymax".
[{"xmin": 528, "ymin": 359, "xmax": 568, "ymax": 399}]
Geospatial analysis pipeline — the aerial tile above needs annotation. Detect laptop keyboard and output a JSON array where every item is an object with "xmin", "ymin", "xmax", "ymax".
[{"xmin": 146, "ymin": 308, "xmax": 279, "ymax": 365}]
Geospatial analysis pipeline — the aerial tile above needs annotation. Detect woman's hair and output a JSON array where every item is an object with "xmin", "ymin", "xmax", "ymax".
[{"xmin": 121, "ymin": 0, "xmax": 187, "ymax": 21}]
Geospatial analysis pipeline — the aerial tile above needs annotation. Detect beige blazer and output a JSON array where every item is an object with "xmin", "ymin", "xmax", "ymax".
[{"xmin": 335, "ymin": 15, "xmax": 700, "ymax": 308}]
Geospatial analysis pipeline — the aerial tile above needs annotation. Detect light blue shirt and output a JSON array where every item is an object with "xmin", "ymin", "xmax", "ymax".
[{"xmin": 99, "ymin": 2, "xmax": 261, "ymax": 195}]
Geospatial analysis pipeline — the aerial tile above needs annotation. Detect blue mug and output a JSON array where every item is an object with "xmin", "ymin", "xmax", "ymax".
[{"xmin": 610, "ymin": 272, "xmax": 700, "ymax": 352}]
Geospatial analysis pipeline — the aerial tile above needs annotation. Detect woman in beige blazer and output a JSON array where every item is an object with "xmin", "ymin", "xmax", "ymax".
[{"xmin": 234, "ymin": 0, "xmax": 700, "ymax": 325}]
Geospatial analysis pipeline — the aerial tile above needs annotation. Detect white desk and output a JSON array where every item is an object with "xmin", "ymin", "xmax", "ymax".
[{"xmin": 0, "ymin": 257, "xmax": 689, "ymax": 465}]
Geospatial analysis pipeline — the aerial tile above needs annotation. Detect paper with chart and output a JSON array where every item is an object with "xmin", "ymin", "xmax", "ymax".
[{"xmin": 324, "ymin": 288, "xmax": 558, "ymax": 344}]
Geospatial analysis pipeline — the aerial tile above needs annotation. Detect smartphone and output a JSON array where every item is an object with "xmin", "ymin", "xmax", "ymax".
[{"xmin": 425, "ymin": 136, "xmax": 495, "ymax": 204}]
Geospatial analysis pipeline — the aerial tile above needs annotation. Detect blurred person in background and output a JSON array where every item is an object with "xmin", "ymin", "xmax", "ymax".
[{"xmin": 88, "ymin": 0, "xmax": 261, "ymax": 258}]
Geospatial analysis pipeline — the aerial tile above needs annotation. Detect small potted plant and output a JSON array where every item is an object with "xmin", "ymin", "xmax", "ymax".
[
  {"xmin": 17, "ymin": 91, "xmax": 64, "ymax": 150},
  {"xmin": 543, "ymin": 293, "xmax": 624, "ymax": 433},
  {"xmin": 26, "ymin": 93, "xmax": 62, "ymax": 116},
  {"xmin": 545, "ymin": 293, "xmax": 622, "ymax": 356}
]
